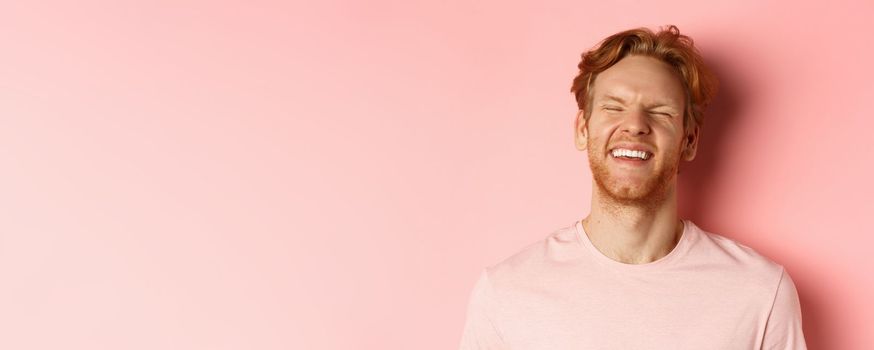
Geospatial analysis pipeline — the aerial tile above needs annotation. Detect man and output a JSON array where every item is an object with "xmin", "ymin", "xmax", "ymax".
[{"xmin": 458, "ymin": 25, "xmax": 806, "ymax": 349}]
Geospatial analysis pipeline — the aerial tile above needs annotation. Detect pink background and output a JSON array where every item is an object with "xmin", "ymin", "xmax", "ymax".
[{"xmin": 1, "ymin": 1, "xmax": 872, "ymax": 349}]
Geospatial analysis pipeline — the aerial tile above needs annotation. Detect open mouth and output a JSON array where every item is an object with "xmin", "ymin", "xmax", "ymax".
[{"xmin": 609, "ymin": 148, "xmax": 653, "ymax": 161}]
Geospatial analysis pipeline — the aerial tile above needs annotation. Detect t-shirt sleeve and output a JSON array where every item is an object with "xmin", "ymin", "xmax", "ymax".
[
  {"xmin": 458, "ymin": 269, "xmax": 508, "ymax": 350},
  {"xmin": 761, "ymin": 267, "xmax": 807, "ymax": 350}
]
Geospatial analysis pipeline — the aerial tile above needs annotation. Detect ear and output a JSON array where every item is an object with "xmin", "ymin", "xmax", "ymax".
[
  {"xmin": 681, "ymin": 124, "xmax": 700, "ymax": 161},
  {"xmin": 574, "ymin": 110, "xmax": 588, "ymax": 151}
]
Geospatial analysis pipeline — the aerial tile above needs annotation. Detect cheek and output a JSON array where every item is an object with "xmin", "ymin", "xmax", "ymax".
[
  {"xmin": 586, "ymin": 132, "xmax": 609, "ymax": 149},
  {"xmin": 656, "ymin": 123, "xmax": 685, "ymax": 146},
  {"xmin": 586, "ymin": 121, "xmax": 615, "ymax": 143}
]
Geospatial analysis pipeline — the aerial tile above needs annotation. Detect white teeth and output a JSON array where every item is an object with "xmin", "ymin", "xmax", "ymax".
[{"xmin": 611, "ymin": 148, "xmax": 650, "ymax": 160}]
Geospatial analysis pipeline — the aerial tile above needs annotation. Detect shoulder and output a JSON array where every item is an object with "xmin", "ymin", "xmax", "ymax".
[
  {"xmin": 483, "ymin": 221, "xmax": 584, "ymax": 289},
  {"xmin": 686, "ymin": 221, "xmax": 786, "ymax": 289}
]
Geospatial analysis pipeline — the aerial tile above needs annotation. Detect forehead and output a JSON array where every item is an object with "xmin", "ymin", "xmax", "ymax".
[{"xmin": 591, "ymin": 55, "xmax": 686, "ymax": 107}]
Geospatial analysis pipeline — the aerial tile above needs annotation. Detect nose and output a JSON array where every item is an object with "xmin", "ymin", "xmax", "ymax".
[{"xmin": 620, "ymin": 108, "xmax": 651, "ymax": 135}]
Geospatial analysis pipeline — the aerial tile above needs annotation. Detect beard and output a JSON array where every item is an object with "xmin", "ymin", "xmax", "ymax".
[{"xmin": 587, "ymin": 140, "xmax": 681, "ymax": 212}]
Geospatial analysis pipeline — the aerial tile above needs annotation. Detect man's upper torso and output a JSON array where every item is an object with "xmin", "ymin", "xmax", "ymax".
[{"xmin": 459, "ymin": 219, "xmax": 806, "ymax": 349}]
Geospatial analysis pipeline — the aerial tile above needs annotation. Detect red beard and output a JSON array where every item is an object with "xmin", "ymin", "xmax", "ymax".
[{"xmin": 587, "ymin": 140, "xmax": 681, "ymax": 211}]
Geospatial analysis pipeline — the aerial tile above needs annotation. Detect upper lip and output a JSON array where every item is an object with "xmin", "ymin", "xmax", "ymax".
[{"xmin": 609, "ymin": 143, "xmax": 655, "ymax": 155}]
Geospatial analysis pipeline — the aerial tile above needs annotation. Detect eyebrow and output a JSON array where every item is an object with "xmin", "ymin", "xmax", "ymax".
[{"xmin": 601, "ymin": 94, "xmax": 627, "ymax": 104}]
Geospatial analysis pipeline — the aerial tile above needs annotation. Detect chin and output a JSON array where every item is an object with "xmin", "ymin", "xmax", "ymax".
[
  {"xmin": 608, "ymin": 185, "xmax": 654, "ymax": 201},
  {"xmin": 596, "ymin": 175, "xmax": 670, "ymax": 206},
  {"xmin": 588, "ymin": 150, "xmax": 679, "ymax": 206}
]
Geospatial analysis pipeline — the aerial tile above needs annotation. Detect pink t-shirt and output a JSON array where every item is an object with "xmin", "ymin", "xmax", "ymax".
[{"xmin": 459, "ymin": 219, "xmax": 806, "ymax": 349}]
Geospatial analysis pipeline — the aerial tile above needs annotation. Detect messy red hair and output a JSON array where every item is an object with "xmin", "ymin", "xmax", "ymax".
[{"xmin": 571, "ymin": 25, "xmax": 718, "ymax": 132}]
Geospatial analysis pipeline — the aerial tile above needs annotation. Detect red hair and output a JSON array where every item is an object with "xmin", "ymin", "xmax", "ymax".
[{"xmin": 570, "ymin": 25, "xmax": 718, "ymax": 132}]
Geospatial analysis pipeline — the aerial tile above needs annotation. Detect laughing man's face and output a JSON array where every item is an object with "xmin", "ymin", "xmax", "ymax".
[{"xmin": 574, "ymin": 55, "xmax": 699, "ymax": 207}]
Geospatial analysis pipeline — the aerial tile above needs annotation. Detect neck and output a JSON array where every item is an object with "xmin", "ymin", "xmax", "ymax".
[{"xmin": 582, "ymin": 183, "xmax": 684, "ymax": 264}]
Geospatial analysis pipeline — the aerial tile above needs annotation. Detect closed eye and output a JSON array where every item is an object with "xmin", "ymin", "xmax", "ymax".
[{"xmin": 650, "ymin": 111, "xmax": 673, "ymax": 117}]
